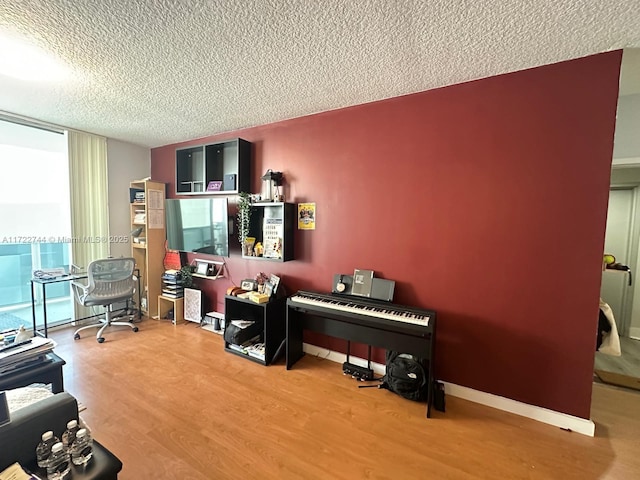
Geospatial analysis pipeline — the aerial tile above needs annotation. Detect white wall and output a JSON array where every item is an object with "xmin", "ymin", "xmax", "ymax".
[
  {"xmin": 611, "ymin": 70, "xmax": 640, "ymax": 338},
  {"xmin": 612, "ymin": 93, "xmax": 640, "ymax": 166},
  {"xmin": 106, "ymin": 139, "xmax": 150, "ymax": 258}
]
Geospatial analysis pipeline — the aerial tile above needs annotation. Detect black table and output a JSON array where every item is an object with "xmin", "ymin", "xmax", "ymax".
[{"xmin": 0, "ymin": 352, "xmax": 65, "ymax": 393}]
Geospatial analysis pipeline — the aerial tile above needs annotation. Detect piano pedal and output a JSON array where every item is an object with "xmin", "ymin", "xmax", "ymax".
[{"xmin": 343, "ymin": 362, "xmax": 374, "ymax": 381}]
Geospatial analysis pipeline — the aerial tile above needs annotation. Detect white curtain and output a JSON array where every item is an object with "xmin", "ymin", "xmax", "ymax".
[{"xmin": 67, "ymin": 131, "xmax": 110, "ymax": 269}]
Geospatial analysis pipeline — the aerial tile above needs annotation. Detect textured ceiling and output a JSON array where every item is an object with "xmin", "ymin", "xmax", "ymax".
[{"xmin": 0, "ymin": 0, "xmax": 639, "ymax": 148}]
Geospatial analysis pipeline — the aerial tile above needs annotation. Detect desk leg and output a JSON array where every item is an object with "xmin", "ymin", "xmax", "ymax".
[
  {"xmin": 426, "ymin": 370, "xmax": 433, "ymax": 418},
  {"xmin": 31, "ymin": 280, "xmax": 37, "ymax": 337},
  {"xmin": 285, "ymin": 308, "xmax": 304, "ymax": 369},
  {"xmin": 42, "ymin": 283, "xmax": 48, "ymax": 338},
  {"xmin": 425, "ymin": 333, "xmax": 436, "ymax": 418},
  {"xmin": 137, "ymin": 275, "xmax": 142, "ymax": 319}
]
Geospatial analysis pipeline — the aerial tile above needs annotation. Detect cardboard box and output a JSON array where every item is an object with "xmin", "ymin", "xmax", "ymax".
[{"xmin": 249, "ymin": 292, "xmax": 270, "ymax": 304}]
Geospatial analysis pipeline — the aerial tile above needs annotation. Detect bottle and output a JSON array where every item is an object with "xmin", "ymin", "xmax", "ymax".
[
  {"xmin": 36, "ymin": 431, "xmax": 60, "ymax": 468},
  {"xmin": 46, "ymin": 442, "xmax": 70, "ymax": 480},
  {"xmin": 61, "ymin": 419, "xmax": 79, "ymax": 453},
  {"xmin": 70, "ymin": 428, "xmax": 93, "ymax": 465},
  {"xmin": 78, "ymin": 417, "xmax": 91, "ymax": 437}
]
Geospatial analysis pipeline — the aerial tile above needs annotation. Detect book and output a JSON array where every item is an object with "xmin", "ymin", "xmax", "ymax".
[
  {"xmin": 269, "ymin": 274, "xmax": 281, "ymax": 294},
  {"xmin": 228, "ymin": 343, "xmax": 249, "ymax": 355},
  {"xmin": 352, "ymin": 269, "xmax": 374, "ymax": 297},
  {"xmin": 230, "ymin": 320, "xmax": 254, "ymax": 329},
  {"xmin": 162, "ymin": 291, "xmax": 183, "ymax": 298},
  {"xmin": 0, "ymin": 462, "xmax": 41, "ymax": 480},
  {"xmin": 246, "ymin": 343, "xmax": 266, "ymax": 361},
  {"xmin": 262, "ymin": 218, "xmax": 283, "ymax": 258}
]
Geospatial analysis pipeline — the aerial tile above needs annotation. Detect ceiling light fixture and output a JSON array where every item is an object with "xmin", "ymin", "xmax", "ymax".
[{"xmin": 0, "ymin": 30, "xmax": 71, "ymax": 82}]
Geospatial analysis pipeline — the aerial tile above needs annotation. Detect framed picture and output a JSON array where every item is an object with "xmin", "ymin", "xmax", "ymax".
[
  {"xmin": 264, "ymin": 281, "xmax": 274, "ymax": 298},
  {"xmin": 269, "ymin": 274, "xmax": 281, "ymax": 294},
  {"xmin": 298, "ymin": 202, "xmax": 316, "ymax": 230},
  {"xmin": 207, "ymin": 181, "xmax": 223, "ymax": 191},
  {"xmin": 241, "ymin": 279, "xmax": 257, "ymax": 291},
  {"xmin": 196, "ymin": 261, "xmax": 208, "ymax": 275}
]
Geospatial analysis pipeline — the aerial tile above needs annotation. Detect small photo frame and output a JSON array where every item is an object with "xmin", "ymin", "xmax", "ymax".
[
  {"xmin": 241, "ymin": 279, "xmax": 257, "ymax": 291},
  {"xmin": 207, "ymin": 181, "xmax": 223, "ymax": 191},
  {"xmin": 264, "ymin": 281, "xmax": 274, "ymax": 298},
  {"xmin": 196, "ymin": 261, "xmax": 209, "ymax": 275},
  {"xmin": 269, "ymin": 274, "xmax": 281, "ymax": 294}
]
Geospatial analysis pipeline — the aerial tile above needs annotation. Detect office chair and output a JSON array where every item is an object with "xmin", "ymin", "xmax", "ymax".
[{"xmin": 71, "ymin": 257, "xmax": 139, "ymax": 343}]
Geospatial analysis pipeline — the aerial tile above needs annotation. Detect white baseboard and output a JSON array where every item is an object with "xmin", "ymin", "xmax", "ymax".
[
  {"xmin": 628, "ymin": 326, "xmax": 640, "ymax": 340},
  {"xmin": 612, "ymin": 156, "xmax": 640, "ymax": 166},
  {"xmin": 442, "ymin": 382, "xmax": 595, "ymax": 436},
  {"xmin": 302, "ymin": 343, "xmax": 595, "ymax": 437}
]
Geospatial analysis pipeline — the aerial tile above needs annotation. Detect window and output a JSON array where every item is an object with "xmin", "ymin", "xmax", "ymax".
[{"xmin": 0, "ymin": 119, "xmax": 71, "ymax": 331}]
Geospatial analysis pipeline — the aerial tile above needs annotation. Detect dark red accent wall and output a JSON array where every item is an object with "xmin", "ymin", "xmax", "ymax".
[{"xmin": 152, "ymin": 52, "xmax": 622, "ymax": 419}]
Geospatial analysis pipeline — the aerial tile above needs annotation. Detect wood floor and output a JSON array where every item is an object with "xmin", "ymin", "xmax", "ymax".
[
  {"xmin": 595, "ymin": 335, "xmax": 640, "ymax": 377},
  {"xmin": 48, "ymin": 318, "xmax": 640, "ymax": 480}
]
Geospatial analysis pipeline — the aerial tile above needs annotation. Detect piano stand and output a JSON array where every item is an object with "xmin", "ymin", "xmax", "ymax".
[{"xmin": 286, "ymin": 295, "xmax": 437, "ymax": 418}]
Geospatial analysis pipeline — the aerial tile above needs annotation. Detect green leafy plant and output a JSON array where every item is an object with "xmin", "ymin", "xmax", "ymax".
[
  {"xmin": 237, "ymin": 192, "xmax": 252, "ymax": 246},
  {"xmin": 180, "ymin": 265, "xmax": 194, "ymax": 288}
]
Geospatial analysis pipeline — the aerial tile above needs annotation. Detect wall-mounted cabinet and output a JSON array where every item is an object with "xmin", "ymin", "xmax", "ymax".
[
  {"xmin": 176, "ymin": 138, "xmax": 251, "ymax": 195},
  {"xmin": 245, "ymin": 202, "xmax": 295, "ymax": 262}
]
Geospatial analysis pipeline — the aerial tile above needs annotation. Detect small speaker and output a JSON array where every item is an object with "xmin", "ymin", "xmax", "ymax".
[
  {"xmin": 223, "ymin": 174, "xmax": 236, "ymax": 191},
  {"xmin": 371, "ymin": 278, "xmax": 395, "ymax": 302}
]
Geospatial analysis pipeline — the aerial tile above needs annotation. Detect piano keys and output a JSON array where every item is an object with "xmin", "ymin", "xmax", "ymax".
[{"xmin": 289, "ymin": 291, "xmax": 431, "ymax": 327}]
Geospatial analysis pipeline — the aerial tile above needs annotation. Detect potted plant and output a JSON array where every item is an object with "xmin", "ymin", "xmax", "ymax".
[
  {"xmin": 237, "ymin": 192, "xmax": 252, "ymax": 253},
  {"xmin": 180, "ymin": 265, "xmax": 194, "ymax": 289}
]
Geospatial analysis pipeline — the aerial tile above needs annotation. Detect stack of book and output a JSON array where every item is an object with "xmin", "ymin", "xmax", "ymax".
[
  {"xmin": 161, "ymin": 270, "xmax": 184, "ymax": 298},
  {"xmin": 0, "ymin": 337, "xmax": 57, "ymax": 376}
]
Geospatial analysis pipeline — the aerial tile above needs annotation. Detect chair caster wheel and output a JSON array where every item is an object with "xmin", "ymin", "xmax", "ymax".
[
  {"xmin": 133, "ymin": 327, "xmax": 139, "ymax": 332},
  {"xmin": 74, "ymin": 333, "xmax": 80, "ymax": 340},
  {"xmin": 97, "ymin": 337, "xmax": 105, "ymax": 343}
]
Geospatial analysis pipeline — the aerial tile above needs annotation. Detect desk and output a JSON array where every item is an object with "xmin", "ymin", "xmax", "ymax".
[
  {"xmin": 0, "ymin": 352, "xmax": 65, "ymax": 393},
  {"xmin": 31, "ymin": 272, "xmax": 141, "ymax": 338}
]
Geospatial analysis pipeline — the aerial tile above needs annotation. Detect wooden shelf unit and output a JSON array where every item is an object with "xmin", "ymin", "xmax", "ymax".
[
  {"xmin": 130, "ymin": 179, "xmax": 166, "ymax": 318},
  {"xmin": 158, "ymin": 295, "xmax": 184, "ymax": 325}
]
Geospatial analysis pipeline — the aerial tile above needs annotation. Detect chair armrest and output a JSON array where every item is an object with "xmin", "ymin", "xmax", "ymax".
[{"xmin": 71, "ymin": 280, "xmax": 89, "ymax": 303}]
